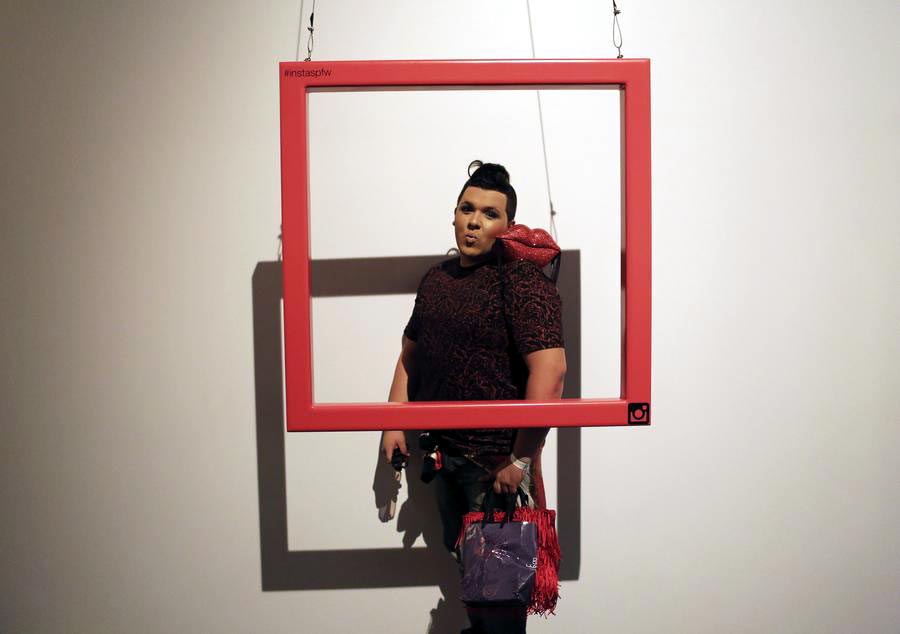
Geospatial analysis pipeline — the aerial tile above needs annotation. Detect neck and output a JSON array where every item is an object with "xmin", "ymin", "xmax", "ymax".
[{"xmin": 459, "ymin": 252, "xmax": 492, "ymax": 268}]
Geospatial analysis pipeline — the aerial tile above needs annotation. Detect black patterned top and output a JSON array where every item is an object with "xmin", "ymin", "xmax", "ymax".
[{"xmin": 403, "ymin": 256, "xmax": 564, "ymax": 468}]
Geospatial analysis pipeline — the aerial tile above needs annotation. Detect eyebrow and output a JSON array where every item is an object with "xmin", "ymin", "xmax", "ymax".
[{"xmin": 460, "ymin": 200, "xmax": 501, "ymax": 213}]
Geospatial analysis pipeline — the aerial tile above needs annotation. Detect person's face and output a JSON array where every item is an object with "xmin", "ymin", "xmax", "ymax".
[{"xmin": 453, "ymin": 186, "xmax": 514, "ymax": 266}]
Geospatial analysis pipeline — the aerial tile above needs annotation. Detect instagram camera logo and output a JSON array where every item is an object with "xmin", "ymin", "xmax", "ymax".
[{"xmin": 628, "ymin": 402, "xmax": 650, "ymax": 425}]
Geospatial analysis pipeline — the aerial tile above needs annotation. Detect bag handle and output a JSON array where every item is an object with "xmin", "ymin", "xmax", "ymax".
[{"xmin": 480, "ymin": 488, "xmax": 529, "ymax": 528}]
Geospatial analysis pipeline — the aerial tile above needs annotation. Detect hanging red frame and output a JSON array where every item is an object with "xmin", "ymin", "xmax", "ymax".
[{"xmin": 279, "ymin": 58, "xmax": 651, "ymax": 431}]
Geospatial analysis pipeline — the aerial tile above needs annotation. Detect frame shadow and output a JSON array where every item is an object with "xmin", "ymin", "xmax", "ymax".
[{"xmin": 252, "ymin": 254, "xmax": 582, "ymax": 622}]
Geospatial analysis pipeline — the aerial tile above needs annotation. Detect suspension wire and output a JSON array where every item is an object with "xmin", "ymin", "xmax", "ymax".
[
  {"xmin": 289, "ymin": 3, "xmax": 314, "ymax": 257},
  {"xmin": 525, "ymin": 0, "xmax": 558, "ymax": 242},
  {"xmin": 295, "ymin": 1, "xmax": 304, "ymax": 61},
  {"xmin": 286, "ymin": 2, "xmax": 315, "ymax": 254},
  {"xmin": 612, "ymin": 0, "xmax": 624, "ymax": 59},
  {"xmin": 304, "ymin": 0, "xmax": 317, "ymax": 62}
]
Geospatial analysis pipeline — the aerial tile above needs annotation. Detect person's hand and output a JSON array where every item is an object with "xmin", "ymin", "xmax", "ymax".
[
  {"xmin": 382, "ymin": 430, "xmax": 408, "ymax": 463},
  {"xmin": 486, "ymin": 460, "xmax": 525, "ymax": 495}
]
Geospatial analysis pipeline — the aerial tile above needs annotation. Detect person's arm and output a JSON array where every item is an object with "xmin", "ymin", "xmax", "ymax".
[
  {"xmin": 491, "ymin": 260, "xmax": 567, "ymax": 494},
  {"xmin": 492, "ymin": 347, "xmax": 566, "ymax": 494},
  {"xmin": 512, "ymin": 346, "xmax": 567, "ymax": 458},
  {"xmin": 388, "ymin": 335, "xmax": 416, "ymax": 403},
  {"xmin": 382, "ymin": 335, "xmax": 417, "ymax": 462}
]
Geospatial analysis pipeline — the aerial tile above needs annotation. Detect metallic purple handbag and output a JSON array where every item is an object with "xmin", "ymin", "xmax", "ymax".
[{"xmin": 459, "ymin": 491, "xmax": 538, "ymax": 606}]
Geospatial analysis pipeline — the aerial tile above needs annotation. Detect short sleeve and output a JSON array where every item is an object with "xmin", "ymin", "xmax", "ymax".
[
  {"xmin": 502, "ymin": 260, "xmax": 564, "ymax": 355},
  {"xmin": 403, "ymin": 297, "xmax": 421, "ymax": 342},
  {"xmin": 403, "ymin": 267, "xmax": 433, "ymax": 342}
]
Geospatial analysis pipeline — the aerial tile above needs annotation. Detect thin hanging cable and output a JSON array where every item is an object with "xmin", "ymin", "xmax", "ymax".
[
  {"xmin": 288, "ymin": 3, "xmax": 312, "ymax": 257},
  {"xmin": 304, "ymin": 0, "xmax": 317, "ymax": 62},
  {"xmin": 525, "ymin": 0, "xmax": 558, "ymax": 242},
  {"xmin": 295, "ymin": 0, "xmax": 305, "ymax": 61},
  {"xmin": 612, "ymin": 0, "xmax": 624, "ymax": 58}
]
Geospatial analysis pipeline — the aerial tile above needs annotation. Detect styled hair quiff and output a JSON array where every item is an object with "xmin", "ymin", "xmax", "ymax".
[{"xmin": 456, "ymin": 161, "xmax": 517, "ymax": 221}]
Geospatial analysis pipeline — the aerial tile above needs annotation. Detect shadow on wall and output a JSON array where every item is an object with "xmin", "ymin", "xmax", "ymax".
[{"xmin": 251, "ymin": 255, "xmax": 582, "ymax": 631}]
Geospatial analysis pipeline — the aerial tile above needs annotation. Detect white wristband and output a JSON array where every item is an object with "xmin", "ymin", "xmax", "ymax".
[{"xmin": 510, "ymin": 453, "xmax": 532, "ymax": 471}]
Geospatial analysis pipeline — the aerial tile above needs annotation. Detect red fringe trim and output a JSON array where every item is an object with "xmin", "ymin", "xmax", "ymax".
[{"xmin": 455, "ymin": 508, "xmax": 561, "ymax": 617}]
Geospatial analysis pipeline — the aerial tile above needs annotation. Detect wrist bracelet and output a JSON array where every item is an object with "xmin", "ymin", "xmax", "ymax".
[{"xmin": 510, "ymin": 453, "xmax": 532, "ymax": 471}]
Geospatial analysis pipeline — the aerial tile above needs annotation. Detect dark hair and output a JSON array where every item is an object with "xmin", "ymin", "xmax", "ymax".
[{"xmin": 456, "ymin": 161, "xmax": 517, "ymax": 222}]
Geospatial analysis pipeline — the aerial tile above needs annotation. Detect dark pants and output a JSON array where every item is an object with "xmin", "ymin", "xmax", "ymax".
[{"xmin": 433, "ymin": 455, "xmax": 529, "ymax": 634}]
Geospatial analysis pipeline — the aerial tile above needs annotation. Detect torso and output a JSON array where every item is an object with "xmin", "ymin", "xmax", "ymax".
[{"xmin": 404, "ymin": 256, "xmax": 562, "ymax": 469}]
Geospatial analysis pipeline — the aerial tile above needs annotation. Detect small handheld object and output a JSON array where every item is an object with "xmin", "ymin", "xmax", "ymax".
[
  {"xmin": 379, "ymin": 447, "xmax": 407, "ymax": 522},
  {"xmin": 391, "ymin": 447, "xmax": 407, "ymax": 471},
  {"xmin": 418, "ymin": 432, "xmax": 441, "ymax": 484}
]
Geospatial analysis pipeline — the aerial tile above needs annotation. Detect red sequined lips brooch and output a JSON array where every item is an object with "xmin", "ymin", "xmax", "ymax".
[{"xmin": 496, "ymin": 224, "xmax": 560, "ymax": 268}]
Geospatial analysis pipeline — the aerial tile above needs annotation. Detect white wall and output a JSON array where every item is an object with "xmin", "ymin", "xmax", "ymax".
[
  {"xmin": 307, "ymin": 85, "xmax": 622, "ymax": 404},
  {"xmin": 2, "ymin": 1, "xmax": 898, "ymax": 633}
]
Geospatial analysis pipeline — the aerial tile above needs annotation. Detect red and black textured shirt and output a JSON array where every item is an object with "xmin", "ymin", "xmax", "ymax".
[{"xmin": 403, "ymin": 256, "xmax": 564, "ymax": 468}]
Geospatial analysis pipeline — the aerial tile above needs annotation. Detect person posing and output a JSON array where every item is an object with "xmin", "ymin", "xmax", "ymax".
[{"xmin": 382, "ymin": 162, "xmax": 566, "ymax": 634}]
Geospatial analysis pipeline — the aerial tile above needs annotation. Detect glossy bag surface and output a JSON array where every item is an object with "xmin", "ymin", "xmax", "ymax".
[
  {"xmin": 457, "ymin": 489, "xmax": 561, "ymax": 616},
  {"xmin": 459, "ymin": 517, "xmax": 538, "ymax": 606}
]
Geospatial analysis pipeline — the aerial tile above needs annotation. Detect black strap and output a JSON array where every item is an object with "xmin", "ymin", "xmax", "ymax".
[
  {"xmin": 480, "ymin": 488, "xmax": 529, "ymax": 528},
  {"xmin": 548, "ymin": 252, "xmax": 562, "ymax": 284}
]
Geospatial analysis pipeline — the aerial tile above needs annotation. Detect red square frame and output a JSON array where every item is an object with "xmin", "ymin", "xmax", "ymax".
[{"xmin": 279, "ymin": 58, "xmax": 651, "ymax": 431}]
